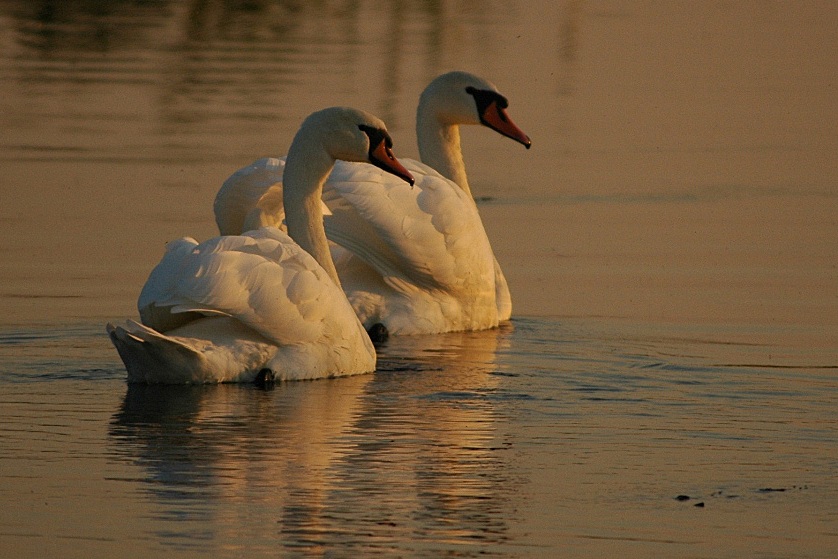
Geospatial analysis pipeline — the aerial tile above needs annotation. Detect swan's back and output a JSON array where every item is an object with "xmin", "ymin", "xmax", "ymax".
[
  {"xmin": 141, "ymin": 228, "xmax": 372, "ymax": 347},
  {"xmin": 214, "ymin": 157, "xmax": 286, "ymax": 235},
  {"xmin": 113, "ymin": 227, "xmax": 376, "ymax": 383},
  {"xmin": 324, "ymin": 159, "xmax": 496, "ymax": 294},
  {"xmin": 321, "ymin": 160, "xmax": 499, "ymax": 334}
]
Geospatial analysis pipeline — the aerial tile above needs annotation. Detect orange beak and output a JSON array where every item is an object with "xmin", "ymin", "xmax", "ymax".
[
  {"xmin": 369, "ymin": 140, "xmax": 415, "ymax": 186},
  {"xmin": 481, "ymin": 101, "xmax": 532, "ymax": 149}
]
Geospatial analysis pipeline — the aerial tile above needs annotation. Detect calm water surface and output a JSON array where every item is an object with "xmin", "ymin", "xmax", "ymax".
[
  {"xmin": 2, "ymin": 319, "xmax": 836, "ymax": 558},
  {"xmin": 1, "ymin": 1, "xmax": 837, "ymax": 557}
]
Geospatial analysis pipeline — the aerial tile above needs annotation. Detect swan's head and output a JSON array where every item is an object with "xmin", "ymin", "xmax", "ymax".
[
  {"xmin": 300, "ymin": 107, "xmax": 415, "ymax": 186},
  {"xmin": 420, "ymin": 71, "xmax": 531, "ymax": 149}
]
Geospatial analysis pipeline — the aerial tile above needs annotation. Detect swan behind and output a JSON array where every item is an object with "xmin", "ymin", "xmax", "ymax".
[{"xmin": 214, "ymin": 71, "xmax": 531, "ymax": 334}]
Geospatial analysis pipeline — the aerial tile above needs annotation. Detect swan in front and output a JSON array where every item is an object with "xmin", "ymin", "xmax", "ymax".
[
  {"xmin": 107, "ymin": 107, "xmax": 414, "ymax": 384},
  {"xmin": 214, "ymin": 71, "xmax": 531, "ymax": 335}
]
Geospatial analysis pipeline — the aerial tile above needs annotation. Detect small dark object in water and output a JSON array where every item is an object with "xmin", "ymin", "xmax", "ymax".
[
  {"xmin": 253, "ymin": 368, "xmax": 276, "ymax": 389},
  {"xmin": 367, "ymin": 323, "xmax": 389, "ymax": 345},
  {"xmin": 758, "ymin": 487, "xmax": 787, "ymax": 493},
  {"xmin": 675, "ymin": 495, "xmax": 691, "ymax": 501},
  {"xmin": 694, "ymin": 502, "xmax": 705, "ymax": 508}
]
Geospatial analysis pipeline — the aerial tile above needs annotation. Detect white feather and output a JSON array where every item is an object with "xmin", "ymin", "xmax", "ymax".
[
  {"xmin": 109, "ymin": 107, "xmax": 414, "ymax": 383},
  {"xmin": 213, "ymin": 72, "xmax": 530, "ymax": 334}
]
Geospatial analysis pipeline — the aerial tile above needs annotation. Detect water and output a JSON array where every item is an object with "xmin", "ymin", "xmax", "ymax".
[
  {"xmin": 1, "ymin": 1, "xmax": 837, "ymax": 557},
  {"xmin": 2, "ymin": 320, "xmax": 836, "ymax": 557}
]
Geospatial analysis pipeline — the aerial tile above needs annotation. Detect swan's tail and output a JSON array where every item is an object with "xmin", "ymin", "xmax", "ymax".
[{"xmin": 107, "ymin": 320, "xmax": 211, "ymax": 384}]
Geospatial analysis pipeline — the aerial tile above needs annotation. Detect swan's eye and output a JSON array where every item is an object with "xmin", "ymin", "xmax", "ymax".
[
  {"xmin": 359, "ymin": 124, "xmax": 380, "ymax": 142},
  {"xmin": 466, "ymin": 87, "xmax": 508, "ymax": 112},
  {"xmin": 359, "ymin": 124, "xmax": 393, "ymax": 149}
]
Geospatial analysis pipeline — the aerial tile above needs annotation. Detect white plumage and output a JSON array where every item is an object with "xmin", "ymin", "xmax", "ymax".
[
  {"xmin": 108, "ymin": 107, "xmax": 414, "ymax": 383},
  {"xmin": 214, "ymin": 72, "xmax": 531, "ymax": 334}
]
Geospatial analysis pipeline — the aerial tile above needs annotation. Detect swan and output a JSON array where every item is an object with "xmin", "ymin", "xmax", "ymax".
[
  {"xmin": 107, "ymin": 107, "xmax": 415, "ymax": 383},
  {"xmin": 214, "ymin": 71, "xmax": 530, "ymax": 335}
]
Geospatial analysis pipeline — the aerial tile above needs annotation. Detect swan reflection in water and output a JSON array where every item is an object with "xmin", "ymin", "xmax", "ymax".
[{"xmin": 109, "ymin": 324, "xmax": 517, "ymax": 552}]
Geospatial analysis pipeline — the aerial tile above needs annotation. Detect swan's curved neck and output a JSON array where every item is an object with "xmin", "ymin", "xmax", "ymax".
[
  {"xmin": 283, "ymin": 136, "xmax": 342, "ymax": 288},
  {"xmin": 416, "ymin": 106, "xmax": 473, "ymax": 199}
]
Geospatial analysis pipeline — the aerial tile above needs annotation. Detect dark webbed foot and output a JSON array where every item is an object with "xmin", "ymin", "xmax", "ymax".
[
  {"xmin": 253, "ymin": 368, "xmax": 276, "ymax": 389},
  {"xmin": 367, "ymin": 323, "xmax": 389, "ymax": 346}
]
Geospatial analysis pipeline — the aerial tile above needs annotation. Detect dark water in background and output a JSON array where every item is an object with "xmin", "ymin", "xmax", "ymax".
[{"xmin": 1, "ymin": 1, "xmax": 837, "ymax": 557}]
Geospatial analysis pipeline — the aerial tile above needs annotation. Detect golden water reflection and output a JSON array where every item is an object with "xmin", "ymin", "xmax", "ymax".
[{"xmin": 109, "ymin": 326, "xmax": 514, "ymax": 552}]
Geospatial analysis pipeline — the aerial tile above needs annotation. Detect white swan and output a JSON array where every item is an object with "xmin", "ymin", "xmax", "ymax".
[
  {"xmin": 107, "ymin": 107, "xmax": 415, "ymax": 383},
  {"xmin": 214, "ymin": 71, "xmax": 530, "ymax": 335}
]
